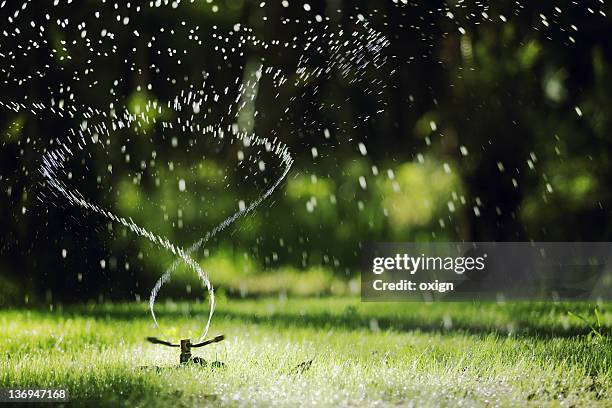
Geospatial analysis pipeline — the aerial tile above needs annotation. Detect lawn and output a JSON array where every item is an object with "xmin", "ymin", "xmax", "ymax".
[{"xmin": 1, "ymin": 298, "xmax": 611, "ymax": 407}]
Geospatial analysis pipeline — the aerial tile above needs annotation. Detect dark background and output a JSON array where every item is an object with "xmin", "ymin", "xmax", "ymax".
[{"xmin": 1, "ymin": 0, "xmax": 611, "ymax": 304}]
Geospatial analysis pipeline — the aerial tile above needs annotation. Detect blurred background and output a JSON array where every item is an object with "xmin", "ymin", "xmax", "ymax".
[{"xmin": 1, "ymin": 0, "xmax": 612, "ymax": 306}]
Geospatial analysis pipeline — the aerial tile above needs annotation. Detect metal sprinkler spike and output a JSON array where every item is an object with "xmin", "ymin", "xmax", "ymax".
[{"xmin": 147, "ymin": 335, "xmax": 225, "ymax": 366}]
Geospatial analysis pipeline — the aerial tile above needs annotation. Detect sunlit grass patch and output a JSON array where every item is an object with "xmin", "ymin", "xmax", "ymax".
[{"xmin": 1, "ymin": 298, "xmax": 610, "ymax": 406}]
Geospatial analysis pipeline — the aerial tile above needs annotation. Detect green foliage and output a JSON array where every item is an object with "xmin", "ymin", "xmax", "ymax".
[
  {"xmin": 154, "ymin": 250, "xmax": 350, "ymax": 298},
  {"xmin": 381, "ymin": 159, "xmax": 463, "ymax": 237},
  {"xmin": 2, "ymin": 1, "xmax": 612, "ymax": 302},
  {"xmin": 0, "ymin": 274, "xmax": 25, "ymax": 307},
  {"xmin": 3, "ymin": 115, "xmax": 25, "ymax": 142}
]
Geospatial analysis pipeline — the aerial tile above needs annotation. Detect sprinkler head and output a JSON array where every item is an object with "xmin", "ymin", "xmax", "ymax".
[
  {"xmin": 147, "ymin": 335, "xmax": 225, "ymax": 365},
  {"xmin": 180, "ymin": 339, "xmax": 192, "ymax": 364}
]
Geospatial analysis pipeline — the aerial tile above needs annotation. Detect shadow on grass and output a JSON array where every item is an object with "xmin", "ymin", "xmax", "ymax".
[
  {"xmin": 214, "ymin": 309, "xmax": 601, "ymax": 339},
  {"xmin": 45, "ymin": 301, "xmax": 610, "ymax": 340}
]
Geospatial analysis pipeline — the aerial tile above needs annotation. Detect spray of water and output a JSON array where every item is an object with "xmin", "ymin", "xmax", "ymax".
[
  {"xmin": 0, "ymin": 0, "xmax": 391, "ymax": 341},
  {"xmin": 3, "ymin": 0, "xmax": 607, "ymax": 341}
]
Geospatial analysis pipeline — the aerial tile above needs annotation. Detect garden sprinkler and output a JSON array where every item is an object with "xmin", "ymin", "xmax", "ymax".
[{"xmin": 147, "ymin": 335, "xmax": 225, "ymax": 366}]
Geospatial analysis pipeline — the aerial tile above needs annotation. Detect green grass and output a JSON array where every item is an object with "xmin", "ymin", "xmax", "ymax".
[{"xmin": 1, "ymin": 298, "xmax": 611, "ymax": 407}]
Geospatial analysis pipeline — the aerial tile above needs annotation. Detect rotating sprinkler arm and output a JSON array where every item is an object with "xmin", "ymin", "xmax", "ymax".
[
  {"xmin": 146, "ymin": 337, "xmax": 179, "ymax": 347},
  {"xmin": 192, "ymin": 334, "xmax": 225, "ymax": 348},
  {"xmin": 146, "ymin": 335, "xmax": 225, "ymax": 348}
]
